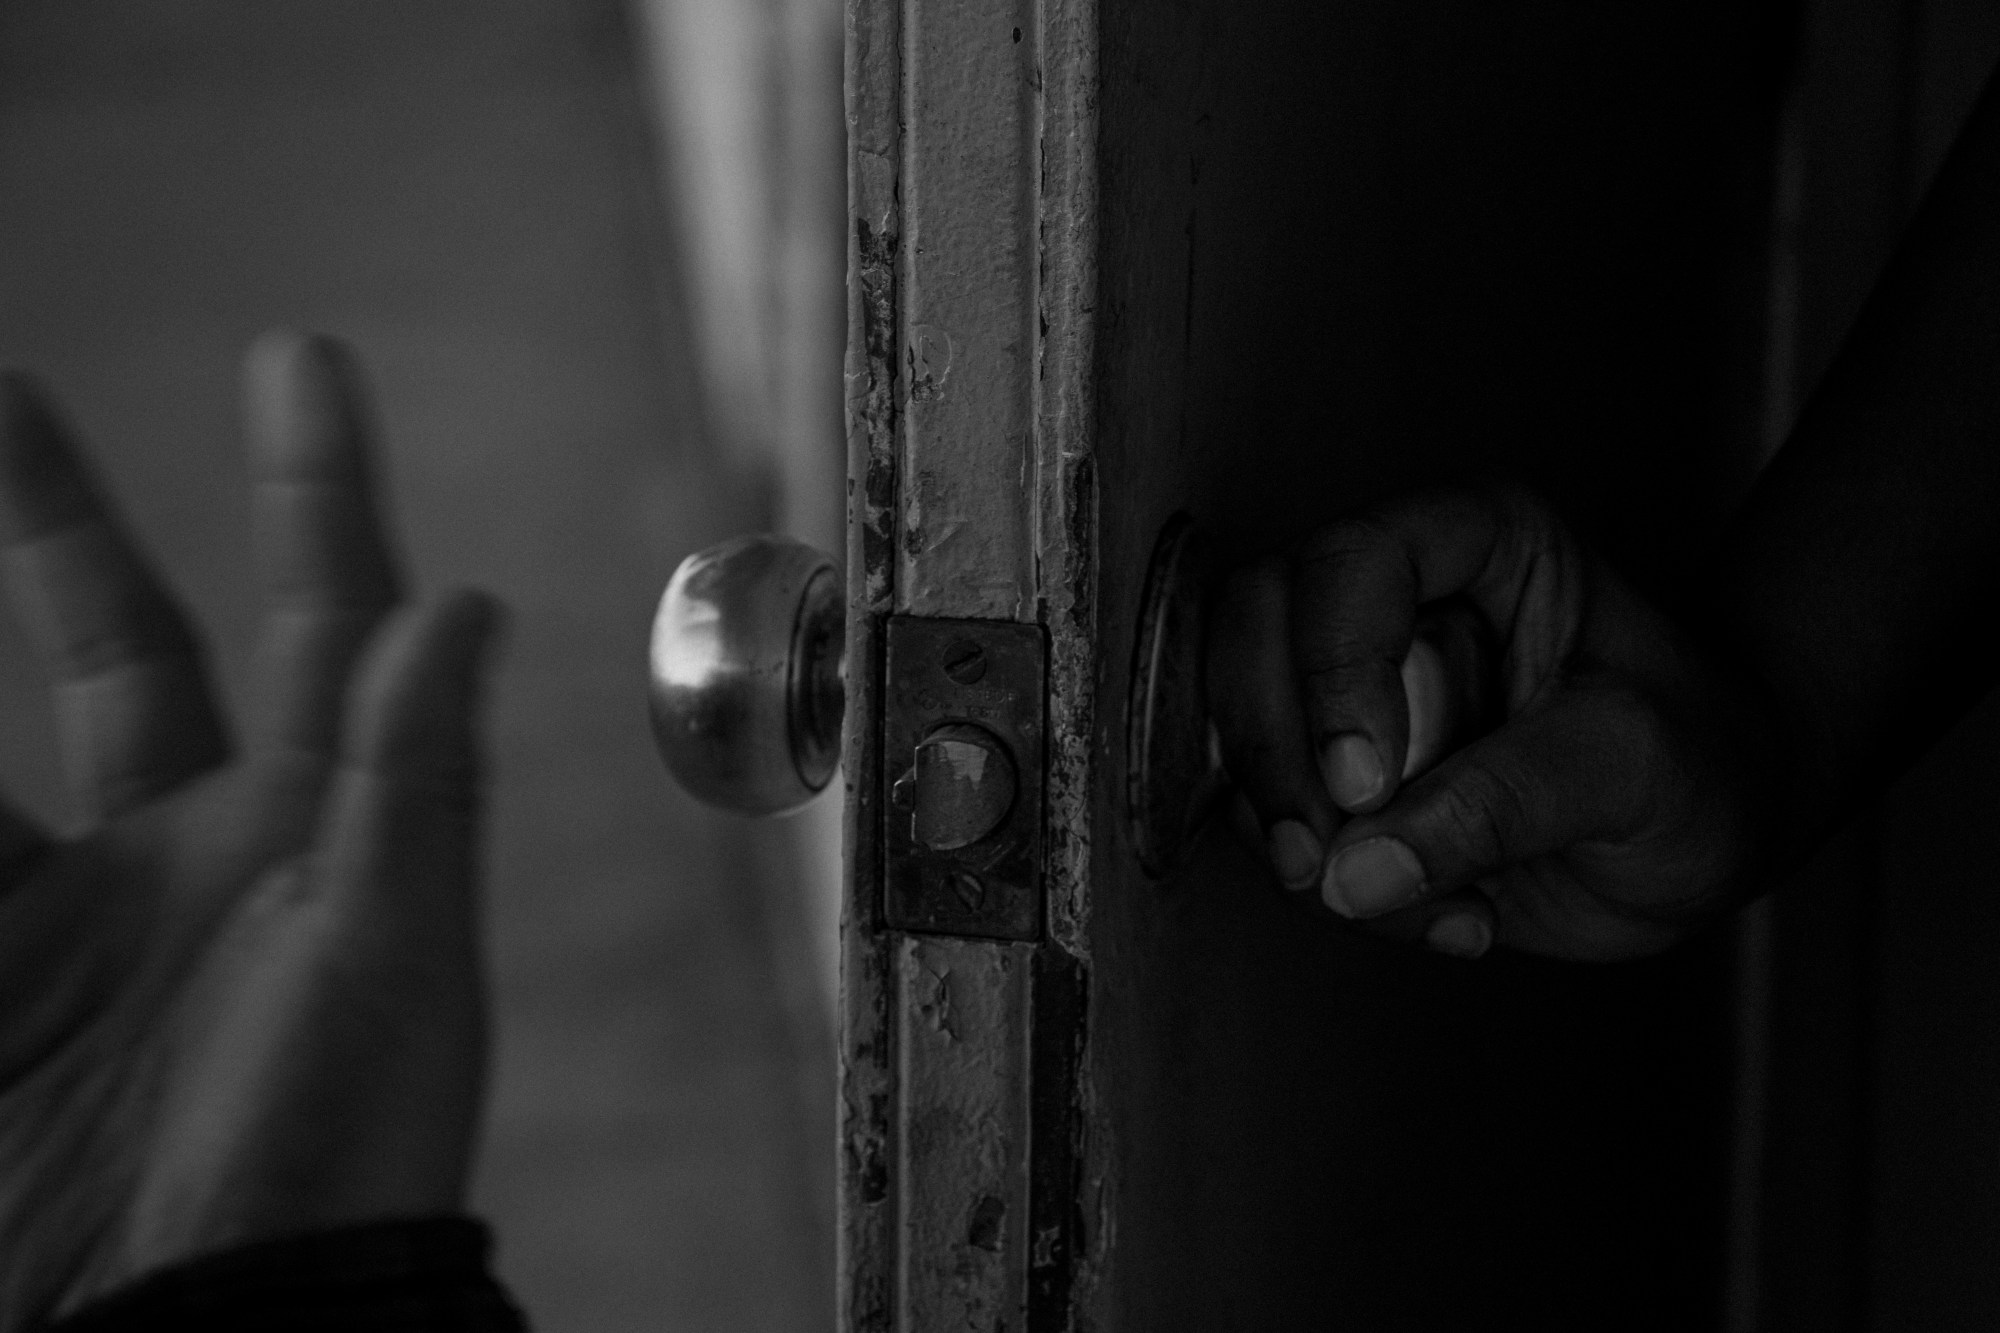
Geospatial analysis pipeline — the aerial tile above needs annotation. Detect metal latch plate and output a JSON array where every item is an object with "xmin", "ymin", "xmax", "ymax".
[{"xmin": 883, "ymin": 615, "xmax": 1044, "ymax": 940}]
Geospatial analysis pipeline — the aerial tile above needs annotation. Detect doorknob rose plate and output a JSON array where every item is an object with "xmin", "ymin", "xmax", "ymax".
[
  {"xmin": 1127, "ymin": 514, "xmax": 1226, "ymax": 878},
  {"xmin": 648, "ymin": 534, "xmax": 843, "ymax": 815}
]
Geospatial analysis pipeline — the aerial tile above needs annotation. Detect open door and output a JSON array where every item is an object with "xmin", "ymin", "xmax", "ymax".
[
  {"xmin": 641, "ymin": 2, "xmax": 2000, "ymax": 1327},
  {"xmin": 832, "ymin": 2, "xmax": 1786, "ymax": 1330}
]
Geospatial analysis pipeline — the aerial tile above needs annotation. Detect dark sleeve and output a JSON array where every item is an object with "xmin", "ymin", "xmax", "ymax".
[
  {"xmin": 1711, "ymin": 61, "xmax": 2000, "ymax": 861},
  {"xmin": 38, "ymin": 1217, "xmax": 527, "ymax": 1332}
]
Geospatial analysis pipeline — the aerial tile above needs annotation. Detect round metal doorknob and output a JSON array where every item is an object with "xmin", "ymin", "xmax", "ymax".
[{"xmin": 648, "ymin": 535, "xmax": 844, "ymax": 815}]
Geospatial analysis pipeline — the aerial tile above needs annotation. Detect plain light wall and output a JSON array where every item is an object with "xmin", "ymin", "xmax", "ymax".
[{"xmin": 629, "ymin": 0, "xmax": 847, "ymax": 1018}]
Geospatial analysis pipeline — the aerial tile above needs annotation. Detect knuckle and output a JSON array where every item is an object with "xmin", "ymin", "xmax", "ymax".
[
  {"xmin": 1302, "ymin": 643, "xmax": 1400, "ymax": 682},
  {"xmin": 1591, "ymin": 679, "xmax": 1674, "ymax": 765},
  {"xmin": 1486, "ymin": 479, "xmax": 1553, "ymax": 525},
  {"xmin": 1224, "ymin": 554, "xmax": 1289, "ymax": 602},
  {"xmin": 1544, "ymin": 676, "xmax": 1688, "ymax": 832},
  {"xmin": 1211, "ymin": 561, "xmax": 1288, "ymax": 648},
  {"xmin": 1570, "ymin": 676, "xmax": 1685, "ymax": 825},
  {"xmin": 1295, "ymin": 515, "xmax": 1400, "ymax": 575},
  {"xmin": 1293, "ymin": 598, "xmax": 1416, "ymax": 679},
  {"xmin": 1485, "ymin": 484, "xmax": 1577, "ymax": 575},
  {"xmin": 1299, "ymin": 660, "xmax": 1404, "ymax": 742},
  {"xmin": 1429, "ymin": 762, "xmax": 1531, "ymax": 870},
  {"xmin": 1482, "ymin": 481, "xmax": 1567, "ymax": 549}
]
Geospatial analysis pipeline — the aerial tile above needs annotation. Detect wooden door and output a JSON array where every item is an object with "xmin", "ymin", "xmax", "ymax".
[{"xmin": 838, "ymin": 3, "xmax": 1787, "ymax": 1329}]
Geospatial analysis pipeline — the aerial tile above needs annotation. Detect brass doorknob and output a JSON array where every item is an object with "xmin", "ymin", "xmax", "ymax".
[{"xmin": 648, "ymin": 535, "xmax": 844, "ymax": 815}]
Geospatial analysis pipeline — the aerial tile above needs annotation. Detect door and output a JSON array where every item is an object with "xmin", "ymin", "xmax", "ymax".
[{"xmin": 838, "ymin": 3, "xmax": 1775, "ymax": 1330}]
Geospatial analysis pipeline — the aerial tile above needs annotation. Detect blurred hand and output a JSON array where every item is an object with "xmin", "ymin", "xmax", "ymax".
[
  {"xmin": 1207, "ymin": 484, "xmax": 1780, "ymax": 962},
  {"xmin": 0, "ymin": 336, "xmax": 501, "ymax": 1328}
]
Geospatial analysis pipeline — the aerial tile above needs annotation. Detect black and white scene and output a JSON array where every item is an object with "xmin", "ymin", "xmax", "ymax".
[{"xmin": 1, "ymin": 2, "xmax": 1997, "ymax": 1330}]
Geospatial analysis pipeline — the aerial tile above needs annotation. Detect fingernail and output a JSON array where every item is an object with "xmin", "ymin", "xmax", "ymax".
[
  {"xmin": 1320, "ymin": 733, "xmax": 1383, "ymax": 811},
  {"xmin": 1322, "ymin": 836, "xmax": 1426, "ymax": 918},
  {"xmin": 1426, "ymin": 912, "xmax": 1492, "ymax": 960},
  {"xmin": 1266, "ymin": 819, "xmax": 1323, "ymax": 891}
]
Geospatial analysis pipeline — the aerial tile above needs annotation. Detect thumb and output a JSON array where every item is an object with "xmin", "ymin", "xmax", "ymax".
[
  {"xmin": 114, "ymin": 591, "xmax": 509, "ymax": 1265},
  {"xmin": 302, "ymin": 589, "xmax": 504, "ymax": 1214},
  {"xmin": 1318, "ymin": 682, "xmax": 1659, "ymax": 919},
  {"xmin": 320, "ymin": 588, "xmax": 504, "ymax": 947}
]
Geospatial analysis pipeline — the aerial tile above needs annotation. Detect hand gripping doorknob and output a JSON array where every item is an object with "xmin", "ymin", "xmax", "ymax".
[
  {"xmin": 648, "ymin": 535, "xmax": 844, "ymax": 815},
  {"xmin": 650, "ymin": 521, "xmax": 1493, "ymax": 871}
]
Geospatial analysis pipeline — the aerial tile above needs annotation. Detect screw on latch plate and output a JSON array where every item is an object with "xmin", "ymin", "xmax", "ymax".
[
  {"xmin": 883, "ymin": 616, "xmax": 1045, "ymax": 940},
  {"xmin": 941, "ymin": 639, "xmax": 988, "ymax": 684}
]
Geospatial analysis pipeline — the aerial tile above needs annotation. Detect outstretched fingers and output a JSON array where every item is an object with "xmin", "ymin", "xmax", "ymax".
[
  {"xmin": 0, "ymin": 376, "xmax": 228, "ymax": 823},
  {"xmin": 121, "ymin": 594, "xmax": 508, "ymax": 1249},
  {"xmin": 243, "ymin": 333, "xmax": 403, "ymax": 767}
]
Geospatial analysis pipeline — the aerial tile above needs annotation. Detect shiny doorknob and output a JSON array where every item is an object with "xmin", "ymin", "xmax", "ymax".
[{"xmin": 648, "ymin": 535, "xmax": 844, "ymax": 815}]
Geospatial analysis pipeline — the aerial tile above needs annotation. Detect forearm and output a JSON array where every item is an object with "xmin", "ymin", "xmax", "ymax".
[{"xmin": 1715, "ymin": 62, "xmax": 2000, "ymax": 859}]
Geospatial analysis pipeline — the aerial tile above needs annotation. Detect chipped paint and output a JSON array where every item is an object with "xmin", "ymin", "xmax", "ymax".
[
  {"xmin": 907, "ymin": 323, "xmax": 957, "ymax": 402},
  {"xmin": 919, "ymin": 965, "xmax": 960, "ymax": 1041},
  {"xmin": 842, "ymin": 0, "xmax": 901, "ymax": 1326},
  {"xmin": 1033, "ymin": 0, "xmax": 1098, "ymax": 965},
  {"xmin": 1031, "ymin": 5, "xmax": 1102, "ymax": 1330},
  {"xmin": 852, "ymin": 218, "xmax": 900, "ymax": 612},
  {"xmin": 840, "ymin": 891, "xmax": 898, "ymax": 1333},
  {"xmin": 846, "ymin": 0, "xmax": 1100, "ymax": 1327},
  {"xmin": 895, "ymin": 0, "xmax": 1041, "ymax": 622},
  {"xmin": 897, "ymin": 937, "xmax": 1034, "ymax": 1331}
]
